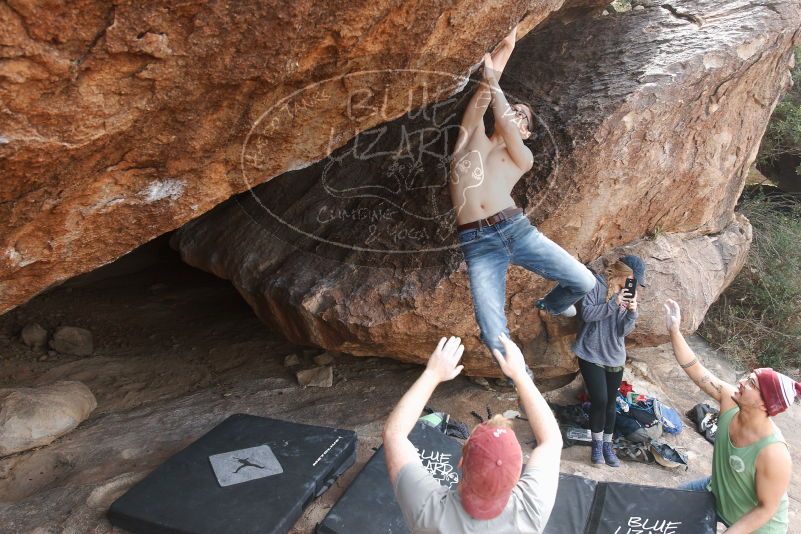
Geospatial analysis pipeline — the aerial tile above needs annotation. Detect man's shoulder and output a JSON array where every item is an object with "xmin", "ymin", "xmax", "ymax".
[
  {"xmin": 396, "ymin": 461, "xmax": 446, "ymax": 494},
  {"xmin": 514, "ymin": 465, "xmax": 559, "ymax": 495},
  {"xmin": 504, "ymin": 465, "xmax": 560, "ymax": 529},
  {"xmin": 394, "ymin": 462, "xmax": 450, "ymax": 525},
  {"xmin": 758, "ymin": 439, "xmax": 791, "ymax": 467}
]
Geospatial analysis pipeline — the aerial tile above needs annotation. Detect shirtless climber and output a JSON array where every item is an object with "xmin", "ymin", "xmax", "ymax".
[{"xmin": 450, "ymin": 25, "xmax": 595, "ymax": 366}]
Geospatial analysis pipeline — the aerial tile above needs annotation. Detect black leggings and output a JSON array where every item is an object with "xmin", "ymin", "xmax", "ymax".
[{"xmin": 578, "ymin": 358, "xmax": 624, "ymax": 434}]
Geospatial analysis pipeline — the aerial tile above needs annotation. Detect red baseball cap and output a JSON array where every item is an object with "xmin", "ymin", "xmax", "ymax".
[{"xmin": 458, "ymin": 422, "xmax": 523, "ymax": 519}]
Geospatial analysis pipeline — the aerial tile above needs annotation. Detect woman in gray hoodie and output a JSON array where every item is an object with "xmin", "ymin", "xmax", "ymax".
[{"xmin": 572, "ymin": 255, "xmax": 647, "ymax": 467}]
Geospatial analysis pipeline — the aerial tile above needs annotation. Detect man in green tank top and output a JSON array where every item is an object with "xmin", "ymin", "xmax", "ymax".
[{"xmin": 664, "ymin": 300, "xmax": 800, "ymax": 533}]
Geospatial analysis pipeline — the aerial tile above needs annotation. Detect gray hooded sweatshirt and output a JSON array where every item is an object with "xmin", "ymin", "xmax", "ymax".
[{"xmin": 572, "ymin": 273, "xmax": 638, "ymax": 367}]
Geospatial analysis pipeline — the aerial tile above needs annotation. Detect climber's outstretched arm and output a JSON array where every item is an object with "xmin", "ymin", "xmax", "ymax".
[
  {"xmin": 664, "ymin": 299, "xmax": 736, "ymax": 411},
  {"xmin": 483, "ymin": 54, "xmax": 533, "ymax": 172},
  {"xmin": 455, "ymin": 26, "xmax": 518, "ymax": 153}
]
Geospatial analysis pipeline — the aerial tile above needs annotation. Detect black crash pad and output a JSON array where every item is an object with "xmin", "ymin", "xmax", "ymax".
[
  {"xmin": 542, "ymin": 473, "xmax": 597, "ymax": 534},
  {"xmin": 319, "ymin": 425, "xmax": 716, "ymax": 534},
  {"xmin": 584, "ymin": 480, "xmax": 717, "ymax": 534},
  {"xmin": 545, "ymin": 474, "xmax": 717, "ymax": 533},
  {"xmin": 317, "ymin": 422, "xmax": 462, "ymax": 534},
  {"xmin": 108, "ymin": 414, "xmax": 357, "ymax": 534}
]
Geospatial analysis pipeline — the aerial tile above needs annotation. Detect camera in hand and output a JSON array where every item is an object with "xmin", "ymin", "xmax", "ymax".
[{"xmin": 623, "ymin": 277, "xmax": 636, "ymax": 300}]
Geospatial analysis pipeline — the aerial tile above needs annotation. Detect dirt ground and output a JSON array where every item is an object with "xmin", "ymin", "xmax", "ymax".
[{"xmin": 0, "ymin": 243, "xmax": 798, "ymax": 533}]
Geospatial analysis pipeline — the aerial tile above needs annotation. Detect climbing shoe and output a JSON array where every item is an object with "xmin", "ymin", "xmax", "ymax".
[
  {"xmin": 591, "ymin": 439, "xmax": 604, "ymax": 466},
  {"xmin": 536, "ymin": 300, "xmax": 577, "ymax": 318},
  {"xmin": 603, "ymin": 441, "xmax": 621, "ymax": 467}
]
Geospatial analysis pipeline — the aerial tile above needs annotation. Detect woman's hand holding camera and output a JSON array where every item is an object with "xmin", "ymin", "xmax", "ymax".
[{"xmin": 616, "ymin": 292, "xmax": 632, "ymax": 310}]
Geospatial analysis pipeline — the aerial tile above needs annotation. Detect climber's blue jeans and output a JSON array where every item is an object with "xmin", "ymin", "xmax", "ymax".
[
  {"xmin": 458, "ymin": 212, "xmax": 595, "ymax": 357},
  {"xmin": 679, "ymin": 477, "xmax": 712, "ymax": 492}
]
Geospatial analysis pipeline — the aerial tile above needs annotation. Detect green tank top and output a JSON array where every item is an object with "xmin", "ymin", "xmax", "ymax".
[{"xmin": 710, "ymin": 407, "xmax": 789, "ymax": 533}]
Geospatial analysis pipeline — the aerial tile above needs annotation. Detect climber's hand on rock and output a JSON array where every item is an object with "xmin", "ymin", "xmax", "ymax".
[
  {"xmin": 502, "ymin": 24, "xmax": 517, "ymax": 47},
  {"xmin": 424, "ymin": 336, "xmax": 464, "ymax": 383},
  {"xmin": 492, "ymin": 333, "xmax": 528, "ymax": 383},
  {"xmin": 664, "ymin": 299, "xmax": 681, "ymax": 333}
]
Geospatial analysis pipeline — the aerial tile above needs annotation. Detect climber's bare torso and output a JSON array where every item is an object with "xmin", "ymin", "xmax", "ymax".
[
  {"xmin": 449, "ymin": 28, "xmax": 534, "ymax": 226},
  {"xmin": 450, "ymin": 130, "xmax": 530, "ymax": 225}
]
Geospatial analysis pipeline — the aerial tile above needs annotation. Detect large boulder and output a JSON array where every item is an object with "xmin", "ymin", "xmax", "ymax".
[
  {"xmin": 0, "ymin": 0, "xmax": 584, "ymax": 314},
  {"xmin": 0, "ymin": 381, "xmax": 97, "ymax": 457},
  {"xmin": 587, "ymin": 213, "xmax": 753, "ymax": 346},
  {"xmin": 172, "ymin": 0, "xmax": 800, "ymax": 377}
]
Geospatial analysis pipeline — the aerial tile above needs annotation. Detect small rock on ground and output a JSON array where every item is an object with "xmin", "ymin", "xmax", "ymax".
[
  {"xmin": 283, "ymin": 353, "xmax": 301, "ymax": 367},
  {"xmin": 20, "ymin": 323, "xmax": 48, "ymax": 350},
  {"xmin": 296, "ymin": 366, "xmax": 333, "ymax": 388},
  {"xmin": 50, "ymin": 326, "xmax": 93, "ymax": 356},
  {"xmin": 469, "ymin": 376, "xmax": 493, "ymax": 390},
  {"xmin": 313, "ymin": 352, "xmax": 335, "ymax": 366}
]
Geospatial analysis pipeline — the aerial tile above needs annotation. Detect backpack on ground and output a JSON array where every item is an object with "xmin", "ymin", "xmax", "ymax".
[
  {"xmin": 685, "ymin": 403, "xmax": 718, "ymax": 444},
  {"xmin": 614, "ymin": 392, "xmax": 663, "ymax": 443}
]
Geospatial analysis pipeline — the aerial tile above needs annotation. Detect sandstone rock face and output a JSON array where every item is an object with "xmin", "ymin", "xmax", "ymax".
[
  {"xmin": 173, "ymin": 0, "xmax": 800, "ymax": 376},
  {"xmin": 0, "ymin": 381, "xmax": 97, "ymax": 457},
  {"xmin": 587, "ymin": 214, "xmax": 753, "ymax": 346},
  {"xmin": 0, "ymin": 0, "xmax": 581, "ymax": 314}
]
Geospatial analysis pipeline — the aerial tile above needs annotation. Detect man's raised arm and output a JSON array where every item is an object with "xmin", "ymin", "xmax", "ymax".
[
  {"xmin": 488, "ymin": 25, "xmax": 517, "ymax": 81},
  {"xmin": 493, "ymin": 333, "xmax": 562, "ymax": 469},
  {"xmin": 483, "ymin": 54, "xmax": 534, "ymax": 172},
  {"xmin": 382, "ymin": 336, "xmax": 465, "ymax": 485},
  {"xmin": 664, "ymin": 299, "xmax": 736, "ymax": 410},
  {"xmin": 455, "ymin": 26, "xmax": 518, "ymax": 150}
]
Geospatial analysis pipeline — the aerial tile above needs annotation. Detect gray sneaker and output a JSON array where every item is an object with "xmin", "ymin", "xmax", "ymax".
[
  {"xmin": 559, "ymin": 305, "xmax": 577, "ymax": 318},
  {"xmin": 536, "ymin": 300, "xmax": 576, "ymax": 318}
]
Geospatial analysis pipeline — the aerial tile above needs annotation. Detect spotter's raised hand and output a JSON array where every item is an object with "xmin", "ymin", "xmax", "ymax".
[{"xmin": 425, "ymin": 336, "xmax": 465, "ymax": 382}]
